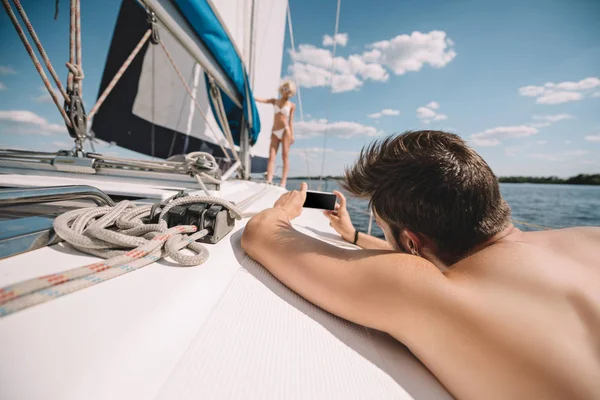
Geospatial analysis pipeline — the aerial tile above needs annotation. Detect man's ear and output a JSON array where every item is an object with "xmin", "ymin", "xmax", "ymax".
[{"xmin": 399, "ymin": 229, "xmax": 422, "ymax": 256}]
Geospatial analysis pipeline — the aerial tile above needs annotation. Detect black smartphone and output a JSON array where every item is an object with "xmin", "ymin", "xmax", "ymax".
[{"xmin": 303, "ymin": 190, "xmax": 337, "ymax": 210}]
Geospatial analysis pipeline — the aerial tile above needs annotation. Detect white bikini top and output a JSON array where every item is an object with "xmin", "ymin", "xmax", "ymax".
[{"xmin": 274, "ymin": 103, "xmax": 291, "ymax": 117}]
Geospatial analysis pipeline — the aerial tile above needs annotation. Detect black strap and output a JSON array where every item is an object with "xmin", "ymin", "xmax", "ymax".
[{"xmin": 353, "ymin": 229, "xmax": 359, "ymax": 245}]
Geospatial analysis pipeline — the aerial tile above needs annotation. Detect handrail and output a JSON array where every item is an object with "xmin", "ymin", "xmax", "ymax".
[{"xmin": 0, "ymin": 185, "xmax": 115, "ymax": 207}]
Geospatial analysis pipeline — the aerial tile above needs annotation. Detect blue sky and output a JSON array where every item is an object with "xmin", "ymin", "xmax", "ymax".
[{"xmin": 1, "ymin": 0, "xmax": 599, "ymax": 177}]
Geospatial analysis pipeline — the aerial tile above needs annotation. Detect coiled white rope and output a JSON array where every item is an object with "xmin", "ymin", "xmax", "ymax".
[{"xmin": 0, "ymin": 184, "xmax": 271, "ymax": 317}]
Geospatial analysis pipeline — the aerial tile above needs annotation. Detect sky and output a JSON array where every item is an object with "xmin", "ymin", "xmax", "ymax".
[{"xmin": 1, "ymin": 0, "xmax": 599, "ymax": 177}]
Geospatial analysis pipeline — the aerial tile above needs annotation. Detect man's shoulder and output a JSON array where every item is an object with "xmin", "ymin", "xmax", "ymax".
[
  {"xmin": 446, "ymin": 239, "xmax": 538, "ymax": 279},
  {"xmin": 447, "ymin": 226, "xmax": 600, "ymax": 278}
]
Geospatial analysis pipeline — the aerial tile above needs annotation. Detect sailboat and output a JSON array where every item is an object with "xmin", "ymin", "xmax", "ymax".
[{"xmin": 0, "ymin": 1, "xmax": 452, "ymax": 398}]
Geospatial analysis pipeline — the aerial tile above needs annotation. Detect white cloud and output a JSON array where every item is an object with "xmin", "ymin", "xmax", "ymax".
[
  {"xmin": 292, "ymin": 147, "xmax": 334, "ymax": 155},
  {"xmin": 416, "ymin": 102, "xmax": 447, "ymax": 124},
  {"xmin": 585, "ymin": 134, "xmax": 600, "ymax": 142},
  {"xmin": 537, "ymin": 91, "xmax": 582, "ymax": 105},
  {"xmin": 0, "ymin": 82, "xmax": 5, "ymax": 91},
  {"xmin": 341, "ymin": 55, "xmax": 389, "ymax": 81},
  {"xmin": 368, "ymin": 30, "xmax": 456, "ymax": 75},
  {"xmin": 564, "ymin": 140, "xmax": 572, "ymax": 144},
  {"xmin": 331, "ymin": 74, "xmax": 363, "ymax": 93},
  {"xmin": 529, "ymin": 122, "xmax": 551, "ymax": 128},
  {"xmin": 426, "ymin": 101, "xmax": 439, "ymax": 110},
  {"xmin": 530, "ymin": 150, "xmax": 588, "ymax": 162},
  {"xmin": 592, "ymin": 92, "xmax": 600, "ymax": 98},
  {"xmin": 34, "ymin": 86, "xmax": 62, "ymax": 103},
  {"xmin": 286, "ymin": 63, "xmax": 330, "ymax": 89},
  {"xmin": 291, "ymin": 147, "xmax": 358, "ymax": 162},
  {"xmin": 416, "ymin": 107, "xmax": 436, "ymax": 119},
  {"xmin": 0, "ymin": 110, "xmax": 66, "ymax": 135},
  {"xmin": 536, "ymin": 140, "xmax": 547, "ymax": 144},
  {"xmin": 323, "ymin": 33, "xmax": 348, "ymax": 47},
  {"xmin": 368, "ymin": 108, "xmax": 400, "ymax": 118},
  {"xmin": 287, "ymin": 45, "xmax": 387, "ymax": 93},
  {"xmin": 294, "ymin": 119, "xmax": 380, "ymax": 139},
  {"xmin": 361, "ymin": 49, "xmax": 381, "ymax": 63},
  {"xmin": 532, "ymin": 114, "xmax": 574, "ymax": 123},
  {"xmin": 0, "ymin": 66, "xmax": 17, "ymax": 75},
  {"xmin": 287, "ymin": 30, "xmax": 454, "ymax": 94},
  {"xmin": 519, "ymin": 86, "xmax": 545, "ymax": 97},
  {"xmin": 518, "ymin": 77, "xmax": 599, "ymax": 105},
  {"xmin": 471, "ymin": 125, "xmax": 539, "ymax": 147},
  {"xmin": 287, "ymin": 44, "xmax": 388, "ymax": 93},
  {"xmin": 290, "ymin": 44, "xmax": 334, "ymax": 69},
  {"xmin": 545, "ymin": 77, "xmax": 600, "ymax": 91}
]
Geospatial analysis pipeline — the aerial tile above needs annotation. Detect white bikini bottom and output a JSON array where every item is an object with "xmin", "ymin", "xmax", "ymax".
[{"xmin": 272, "ymin": 127, "xmax": 288, "ymax": 140}]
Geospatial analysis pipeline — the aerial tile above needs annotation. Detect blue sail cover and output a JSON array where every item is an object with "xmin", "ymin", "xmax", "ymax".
[{"xmin": 173, "ymin": 0, "xmax": 261, "ymax": 146}]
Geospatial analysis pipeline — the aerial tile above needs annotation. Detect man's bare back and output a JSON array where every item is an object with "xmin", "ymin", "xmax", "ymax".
[{"xmin": 406, "ymin": 227, "xmax": 600, "ymax": 400}]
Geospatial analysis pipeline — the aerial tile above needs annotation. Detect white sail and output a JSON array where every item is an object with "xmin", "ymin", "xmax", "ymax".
[{"xmin": 114, "ymin": 0, "xmax": 288, "ymax": 166}]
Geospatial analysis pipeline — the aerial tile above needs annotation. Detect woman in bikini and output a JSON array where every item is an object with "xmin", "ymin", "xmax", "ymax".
[{"xmin": 255, "ymin": 81, "xmax": 296, "ymax": 188}]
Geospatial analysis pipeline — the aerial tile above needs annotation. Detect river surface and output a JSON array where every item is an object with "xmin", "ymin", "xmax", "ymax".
[{"xmin": 284, "ymin": 179, "xmax": 600, "ymax": 239}]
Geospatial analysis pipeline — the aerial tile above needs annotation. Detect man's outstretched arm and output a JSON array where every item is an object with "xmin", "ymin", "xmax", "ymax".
[{"xmin": 241, "ymin": 183, "xmax": 447, "ymax": 335}]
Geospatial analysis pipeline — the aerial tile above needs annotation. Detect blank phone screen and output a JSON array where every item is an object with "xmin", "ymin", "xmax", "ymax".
[{"xmin": 303, "ymin": 191, "xmax": 337, "ymax": 210}]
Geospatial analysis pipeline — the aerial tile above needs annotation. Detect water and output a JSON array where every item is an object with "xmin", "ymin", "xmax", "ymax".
[{"xmin": 284, "ymin": 179, "xmax": 600, "ymax": 239}]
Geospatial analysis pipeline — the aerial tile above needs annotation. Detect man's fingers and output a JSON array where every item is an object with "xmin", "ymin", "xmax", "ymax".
[
  {"xmin": 333, "ymin": 190, "xmax": 347, "ymax": 209},
  {"xmin": 300, "ymin": 182, "xmax": 308, "ymax": 195},
  {"xmin": 323, "ymin": 210, "xmax": 339, "ymax": 220}
]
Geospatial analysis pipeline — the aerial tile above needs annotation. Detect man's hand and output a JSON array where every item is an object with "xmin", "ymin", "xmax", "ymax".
[
  {"xmin": 324, "ymin": 190, "xmax": 356, "ymax": 242},
  {"xmin": 273, "ymin": 182, "xmax": 307, "ymax": 220}
]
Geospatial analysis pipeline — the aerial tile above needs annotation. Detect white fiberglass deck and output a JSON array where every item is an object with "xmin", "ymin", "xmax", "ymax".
[{"xmin": 0, "ymin": 178, "xmax": 451, "ymax": 400}]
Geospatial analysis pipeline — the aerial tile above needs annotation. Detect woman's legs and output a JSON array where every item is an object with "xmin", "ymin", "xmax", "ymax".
[
  {"xmin": 280, "ymin": 131, "xmax": 291, "ymax": 188},
  {"xmin": 266, "ymin": 134, "xmax": 280, "ymax": 183}
]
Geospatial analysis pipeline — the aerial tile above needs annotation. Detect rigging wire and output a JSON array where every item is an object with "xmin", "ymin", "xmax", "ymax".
[
  {"xmin": 286, "ymin": 1, "xmax": 311, "ymax": 186},
  {"xmin": 318, "ymin": 0, "xmax": 342, "ymax": 189},
  {"xmin": 87, "ymin": 29, "xmax": 152, "ymax": 120},
  {"xmin": 1, "ymin": 0, "xmax": 71, "ymax": 127},
  {"xmin": 158, "ymin": 39, "xmax": 235, "ymax": 162}
]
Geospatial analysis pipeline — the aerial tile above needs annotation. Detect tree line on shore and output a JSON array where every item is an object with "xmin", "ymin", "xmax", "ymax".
[
  {"xmin": 289, "ymin": 174, "xmax": 600, "ymax": 185},
  {"xmin": 496, "ymin": 174, "xmax": 600, "ymax": 185}
]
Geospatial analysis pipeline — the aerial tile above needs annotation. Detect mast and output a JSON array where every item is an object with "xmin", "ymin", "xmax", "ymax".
[{"xmin": 239, "ymin": 0, "xmax": 256, "ymax": 179}]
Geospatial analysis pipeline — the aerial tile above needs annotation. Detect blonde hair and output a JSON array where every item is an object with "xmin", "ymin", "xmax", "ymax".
[{"xmin": 279, "ymin": 80, "xmax": 296, "ymax": 97}]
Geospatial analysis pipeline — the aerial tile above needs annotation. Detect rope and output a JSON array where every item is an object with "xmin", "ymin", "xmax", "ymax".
[
  {"xmin": 185, "ymin": 151, "xmax": 220, "ymax": 196},
  {"xmin": 1, "ymin": 0, "xmax": 71, "ymax": 127},
  {"xmin": 87, "ymin": 29, "xmax": 153, "ymax": 120},
  {"xmin": 66, "ymin": 0, "xmax": 83, "ymax": 94},
  {"xmin": 89, "ymin": 151, "xmax": 223, "ymax": 194},
  {"xmin": 75, "ymin": 0, "xmax": 82, "ymax": 93},
  {"xmin": 318, "ymin": 0, "xmax": 342, "ymax": 189},
  {"xmin": 158, "ymin": 39, "xmax": 232, "ymax": 161},
  {"xmin": 0, "ymin": 184, "xmax": 273, "ymax": 317}
]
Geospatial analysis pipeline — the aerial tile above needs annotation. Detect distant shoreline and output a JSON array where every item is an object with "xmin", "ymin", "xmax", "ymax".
[{"xmin": 288, "ymin": 174, "xmax": 600, "ymax": 186}]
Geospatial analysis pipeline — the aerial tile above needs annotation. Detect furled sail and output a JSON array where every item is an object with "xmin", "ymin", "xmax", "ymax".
[{"xmin": 91, "ymin": 0, "xmax": 287, "ymax": 172}]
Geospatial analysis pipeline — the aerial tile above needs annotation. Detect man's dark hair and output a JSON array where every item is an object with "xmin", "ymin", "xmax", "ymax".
[{"xmin": 342, "ymin": 130, "xmax": 511, "ymax": 259}]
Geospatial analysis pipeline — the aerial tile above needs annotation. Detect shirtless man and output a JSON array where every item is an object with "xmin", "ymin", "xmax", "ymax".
[{"xmin": 241, "ymin": 130, "xmax": 600, "ymax": 400}]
